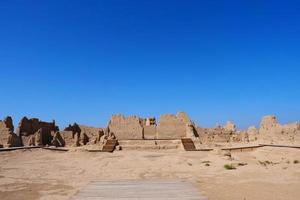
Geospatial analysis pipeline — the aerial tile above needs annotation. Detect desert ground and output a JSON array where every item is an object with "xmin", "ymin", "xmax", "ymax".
[{"xmin": 0, "ymin": 146, "xmax": 299, "ymax": 200}]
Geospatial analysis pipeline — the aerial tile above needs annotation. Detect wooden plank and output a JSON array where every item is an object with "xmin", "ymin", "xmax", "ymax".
[
  {"xmin": 72, "ymin": 180, "xmax": 208, "ymax": 200},
  {"xmin": 259, "ymin": 144, "xmax": 300, "ymax": 149},
  {"xmin": 0, "ymin": 146, "xmax": 41, "ymax": 152},
  {"xmin": 221, "ymin": 145, "xmax": 264, "ymax": 151}
]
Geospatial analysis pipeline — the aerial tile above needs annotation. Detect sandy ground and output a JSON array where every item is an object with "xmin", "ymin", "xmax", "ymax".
[{"xmin": 0, "ymin": 147, "xmax": 299, "ymax": 200}]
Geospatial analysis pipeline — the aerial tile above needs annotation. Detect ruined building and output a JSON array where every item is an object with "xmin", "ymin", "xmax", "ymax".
[
  {"xmin": 0, "ymin": 116, "xmax": 22, "ymax": 147},
  {"xmin": 17, "ymin": 117, "xmax": 59, "ymax": 146},
  {"xmin": 107, "ymin": 112, "xmax": 197, "ymax": 140},
  {"xmin": 0, "ymin": 113, "xmax": 299, "ymax": 148},
  {"xmin": 63, "ymin": 123, "xmax": 105, "ymax": 146}
]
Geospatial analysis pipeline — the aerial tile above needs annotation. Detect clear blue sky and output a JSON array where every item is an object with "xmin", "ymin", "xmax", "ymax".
[{"xmin": 0, "ymin": 0, "xmax": 299, "ymax": 130}]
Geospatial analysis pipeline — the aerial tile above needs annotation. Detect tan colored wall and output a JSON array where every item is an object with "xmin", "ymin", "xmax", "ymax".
[
  {"xmin": 108, "ymin": 115, "xmax": 143, "ymax": 139},
  {"xmin": 258, "ymin": 115, "xmax": 300, "ymax": 143},
  {"xmin": 156, "ymin": 112, "xmax": 192, "ymax": 139},
  {"xmin": 16, "ymin": 117, "xmax": 58, "ymax": 136},
  {"xmin": 143, "ymin": 126, "xmax": 157, "ymax": 139},
  {"xmin": 0, "ymin": 116, "xmax": 22, "ymax": 147}
]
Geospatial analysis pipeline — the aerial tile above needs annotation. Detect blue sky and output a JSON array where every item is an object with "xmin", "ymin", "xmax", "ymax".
[{"xmin": 0, "ymin": 0, "xmax": 299, "ymax": 129}]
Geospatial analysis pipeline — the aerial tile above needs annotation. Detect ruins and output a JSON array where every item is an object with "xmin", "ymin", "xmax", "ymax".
[
  {"xmin": 16, "ymin": 117, "xmax": 59, "ymax": 146},
  {"xmin": 16, "ymin": 117, "xmax": 58, "ymax": 136},
  {"xmin": 258, "ymin": 115, "xmax": 300, "ymax": 143},
  {"xmin": 156, "ymin": 112, "xmax": 193, "ymax": 139},
  {"xmin": 107, "ymin": 115, "xmax": 144, "ymax": 139},
  {"xmin": 63, "ymin": 123, "xmax": 106, "ymax": 146},
  {"xmin": 0, "ymin": 113, "xmax": 299, "ymax": 149},
  {"xmin": 0, "ymin": 116, "xmax": 22, "ymax": 147}
]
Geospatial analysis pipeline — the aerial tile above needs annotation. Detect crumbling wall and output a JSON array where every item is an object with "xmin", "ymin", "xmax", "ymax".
[
  {"xmin": 17, "ymin": 117, "xmax": 58, "ymax": 146},
  {"xmin": 107, "ymin": 113, "xmax": 199, "ymax": 140},
  {"xmin": 0, "ymin": 116, "xmax": 14, "ymax": 132},
  {"xmin": 197, "ymin": 121, "xmax": 246, "ymax": 144},
  {"xmin": 156, "ymin": 112, "xmax": 193, "ymax": 139},
  {"xmin": 259, "ymin": 115, "xmax": 300, "ymax": 143},
  {"xmin": 60, "ymin": 131, "xmax": 77, "ymax": 146},
  {"xmin": 17, "ymin": 117, "xmax": 58, "ymax": 136},
  {"xmin": 197, "ymin": 125, "xmax": 233, "ymax": 144},
  {"xmin": 0, "ymin": 116, "xmax": 22, "ymax": 147},
  {"xmin": 79, "ymin": 125, "xmax": 104, "ymax": 144},
  {"xmin": 0, "ymin": 116, "xmax": 13, "ymax": 133},
  {"xmin": 64, "ymin": 123, "xmax": 81, "ymax": 136},
  {"xmin": 142, "ymin": 117, "xmax": 157, "ymax": 139},
  {"xmin": 62, "ymin": 123, "xmax": 105, "ymax": 146},
  {"xmin": 247, "ymin": 126, "xmax": 259, "ymax": 142},
  {"xmin": 108, "ymin": 115, "xmax": 144, "ymax": 139},
  {"xmin": 186, "ymin": 122, "xmax": 198, "ymax": 138},
  {"xmin": 143, "ymin": 126, "xmax": 156, "ymax": 139},
  {"xmin": 224, "ymin": 121, "xmax": 236, "ymax": 132},
  {"xmin": 51, "ymin": 131, "xmax": 65, "ymax": 147},
  {"xmin": 259, "ymin": 115, "xmax": 281, "ymax": 133},
  {"xmin": 145, "ymin": 118, "xmax": 156, "ymax": 126},
  {"xmin": 231, "ymin": 131, "xmax": 249, "ymax": 143}
]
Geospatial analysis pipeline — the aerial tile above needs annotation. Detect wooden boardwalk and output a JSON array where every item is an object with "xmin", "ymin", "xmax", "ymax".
[{"xmin": 72, "ymin": 180, "xmax": 208, "ymax": 200}]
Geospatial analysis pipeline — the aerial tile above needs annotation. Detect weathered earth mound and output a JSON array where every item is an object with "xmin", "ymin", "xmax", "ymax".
[
  {"xmin": 0, "ymin": 116, "xmax": 22, "ymax": 147},
  {"xmin": 16, "ymin": 117, "xmax": 59, "ymax": 146},
  {"xmin": 258, "ymin": 115, "xmax": 300, "ymax": 143}
]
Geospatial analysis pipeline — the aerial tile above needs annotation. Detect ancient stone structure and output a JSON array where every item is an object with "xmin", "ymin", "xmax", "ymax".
[
  {"xmin": 60, "ymin": 131, "xmax": 75, "ymax": 146},
  {"xmin": 64, "ymin": 123, "xmax": 81, "ymax": 136},
  {"xmin": 74, "ymin": 132, "xmax": 81, "ymax": 147},
  {"xmin": 16, "ymin": 117, "xmax": 57, "ymax": 146},
  {"xmin": 62, "ymin": 123, "xmax": 105, "ymax": 146},
  {"xmin": 145, "ymin": 118, "xmax": 156, "ymax": 126},
  {"xmin": 197, "ymin": 125, "xmax": 233, "ymax": 144},
  {"xmin": 282, "ymin": 122, "xmax": 300, "ymax": 134},
  {"xmin": 258, "ymin": 115, "xmax": 300, "ymax": 143},
  {"xmin": 231, "ymin": 131, "xmax": 249, "ymax": 142},
  {"xmin": 86, "ymin": 129, "xmax": 104, "ymax": 145},
  {"xmin": 17, "ymin": 117, "xmax": 58, "ymax": 136},
  {"xmin": 259, "ymin": 116, "xmax": 281, "ymax": 132},
  {"xmin": 6, "ymin": 133, "xmax": 22, "ymax": 147},
  {"xmin": 79, "ymin": 125, "xmax": 104, "ymax": 145},
  {"xmin": 17, "ymin": 117, "xmax": 58, "ymax": 146},
  {"xmin": 62, "ymin": 123, "xmax": 82, "ymax": 146},
  {"xmin": 247, "ymin": 126, "xmax": 259, "ymax": 142},
  {"xmin": 143, "ymin": 117, "xmax": 157, "ymax": 139},
  {"xmin": 108, "ymin": 115, "xmax": 144, "ymax": 139},
  {"xmin": 80, "ymin": 133, "xmax": 89, "ymax": 145},
  {"xmin": 0, "ymin": 117, "xmax": 13, "ymax": 147},
  {"xmin": 1, "ymin": 113, "xmax": 299, "ymax": 148},
  {"xmin": 196, "ymin": 121, "xmax": 244, "ymax": 144},
  {"xmin": 156, "ymin": 112, "xmax": 193, "ymax": 139},
  {"xmin": 0, "ymin": 116, "xmax": 22, "ymax": 147},
  {"xmin": 224, "ymin": 121, "xmax": 236, "ymax": 132},
  {"xmin": 107, "ymin": 112, "xmax": 198, "ymax": 140},
  {"xmin": 51, "ymin": 131, "xmax": 65, "ymax": 147},
  {"xmin": 0, "ymin": 116, "xmax": 14, "ymax": 132},
  {"xmin": 186, "ymin": 122, "xmax": 198, "ymax": 139},
  {"xmin": 143, "ymin": 126, "xmax": 157, "ymax": 139}
]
